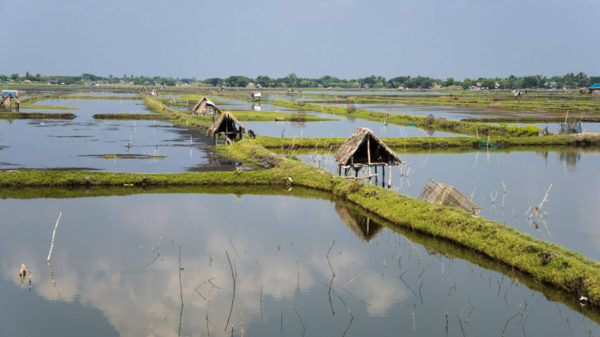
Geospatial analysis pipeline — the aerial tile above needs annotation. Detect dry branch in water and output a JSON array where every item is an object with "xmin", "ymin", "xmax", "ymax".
[{"xmin": 46, "ymin": 211, "xmax": 62, "ymax": 262}]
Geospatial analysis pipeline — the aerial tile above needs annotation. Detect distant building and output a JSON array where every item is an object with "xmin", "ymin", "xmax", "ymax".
[
  {"xmin": 589, "ymin": 83, "xmax": 600, "ymax": 93},
  {"xmin": 544, "ymin": 82, "xmax": 557, "ymax": 89}
]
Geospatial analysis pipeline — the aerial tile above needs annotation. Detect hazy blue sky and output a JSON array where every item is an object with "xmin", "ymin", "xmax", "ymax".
[{"xmin": 0, "ymin": 0, "xmax": 598, "ymax": 80}]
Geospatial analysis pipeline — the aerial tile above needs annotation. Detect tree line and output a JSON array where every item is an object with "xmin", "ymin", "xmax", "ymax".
[{"xmin": 1, "ymin": 72, "xmax": 599, "ymax": 89}]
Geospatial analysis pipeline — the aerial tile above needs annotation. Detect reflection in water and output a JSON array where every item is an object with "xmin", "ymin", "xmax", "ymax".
[
  {"xmin": 300, "ymin": 150, "xmax": 600, "ymax": 261},
  {"xmin": 334, "ymin": 205, "xmax": 382, "ymax": 242},
  {"xmin": 1, "ymin": 192, "xmax": 600, "ymax": 337}
]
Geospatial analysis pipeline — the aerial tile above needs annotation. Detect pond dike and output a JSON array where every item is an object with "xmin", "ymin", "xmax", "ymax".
[
  {"xmin": 4, "ymin": 93, "xmax": 598, "ymax": 306},
  {"xmin": 2, "ymin": 138, "xmax": 600, "ymax": 308}
]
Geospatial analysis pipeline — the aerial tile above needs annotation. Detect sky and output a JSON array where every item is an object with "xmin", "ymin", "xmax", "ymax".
[{"xmin": 0, "ymin": 0, "xmax": 598, "ymax": 80}]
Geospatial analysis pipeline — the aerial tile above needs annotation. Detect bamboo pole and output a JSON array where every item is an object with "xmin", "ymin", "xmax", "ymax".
[{"xmin": 367, "ymin": 137, "xmax": 372, "ymax": 184}]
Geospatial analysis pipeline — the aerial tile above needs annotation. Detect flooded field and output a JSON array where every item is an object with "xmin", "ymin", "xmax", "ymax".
[
  {"xmin": 242, "ymin": 117, "xmax": 459, "ymax": 138},
  {"xmin": 1, "ymin": 190, "xmax": 599, "ymax": 337},
  {"xmin": 187, "ymin": 97, "xmax": 464, "ymax": 138},
  {"xmin": 300, "ymin": 149, "xmax": 600, "ymax": 260},
  {"xmin": 1, "ymin": 96, "xmax": 235, "ymax": 172}
]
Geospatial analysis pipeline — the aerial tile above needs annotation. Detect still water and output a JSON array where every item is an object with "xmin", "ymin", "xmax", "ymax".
[
  {"xmin": 1, "ymin": 97, "xmax": 234, "ymax": 172},
  {"xmin": 300, "ymin": 149, "xmax": 600, "ymax": 261},
  {"xmin": 0, "ymin": 190, "xmax": 599, "ymax": 337}
]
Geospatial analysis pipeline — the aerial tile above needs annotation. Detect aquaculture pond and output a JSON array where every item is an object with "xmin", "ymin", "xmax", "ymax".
[
  {"xmin": 299, "ymin": 149, "xmax": 600, "ymax": 261},
  {"xmin": 189, "ymin": 97, "xmax": 463, "ymax": 138},
  {"xmin": 1, "ymin": 190, "xmax": 599, "ymax": 337},
  {"xmin": 65, "ymin": 92, "xmax": 140, "ymax": 97},
  {"xmin": 326, "ymin": 102, "xmax": 503, "ymax": 120},
  {"xmin": 1, "ymin": 97, "xmax": 235, "ymax": 172}
]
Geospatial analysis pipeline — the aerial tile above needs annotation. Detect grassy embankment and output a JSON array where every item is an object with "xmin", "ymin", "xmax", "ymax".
[
  {"xmin": 268, "ymin": 99, "xmax": 540, "ymax": 137},
  {"xmin": 92, "ymin": 113, "xmax": 172, "ymax": 120},
  {"xmin": 57, "ymin": 95, "xmax": 140, "ymax": 100},
  {"xmin": 253, "ymin": 133, "xmax": 600, "ymax": 150},
  {"xmin": 463, "ymin": 116, "xmax": 600, "ymax": 123},
  {"xmin": 0, "ymin": 112, "xmax": 76, "ymax": 119},
  {"xmin": 287, "ymin": 91, "xmax": 600, "ymax": 114},
  {"xmin": 2, "ymin": 139, "xmax": 600, "ymax": 308},
  {"xmin": 144, "ymin": 92, "xmax": 600, "ymax": 150}
]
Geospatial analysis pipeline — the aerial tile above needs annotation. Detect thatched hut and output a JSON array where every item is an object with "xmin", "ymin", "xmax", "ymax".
[
  {"xmin": 206, "ymin": 111, "xmax": 245, "ymax": 144},
  {"xmin": 335, "ymin": 128, "xmax": 402, "ymax": 186},
  {"xmin": 417, "ymin": 179, "xmax": 480, "ymax": 214},
  {"xmin": 0, "ymin": 94, "xmax": 20, "ymax": 111},
  {"xmin": 334, "ymin": 205, "xmax": 382, "ymax": 242},
  {"xmin": 192, "ymin": 97, "xmax": 220, "ymax": 116}
]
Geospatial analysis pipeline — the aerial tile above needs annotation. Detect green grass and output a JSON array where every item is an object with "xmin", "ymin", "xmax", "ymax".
[
  {"xmin": 264, "ymin": 99, "xmax": 541, "ymax": 137},
  {"xmin": 253, "ymin": 134, "xmax": 600, "ymax": 150},
  {"xmin": 21, "ymin": 104, "xmax": 77, "ymax": 110},
  {"xmin": 213, "ymin": 110, "xmax": 335, "ymax": 122},
  {"xmin": 92, "ymin": 113, "xmax": 171, "ymax": 120},
  {"xmin": 57, "ymin": 95, "xmax": 139, "ymax": 100},
  {"xmin": 463, "ymin": 116, "xmax": 600, "ymax": 123},
  {"xmin": 0, "ymin": 112, "xmax": 76, "ymax": 119}
]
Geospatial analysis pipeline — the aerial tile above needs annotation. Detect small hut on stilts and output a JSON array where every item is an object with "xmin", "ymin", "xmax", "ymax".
[
  {"xmin": 335, "ymin": 127, "xmax": 402, "ymax": 187},
  {"xmin": 206, "ymin": 111, "xmax": 246, "ymax": 145},
  {"xmin": 192, "ymin": 97, "xmax": 221, "ymax": 119}
]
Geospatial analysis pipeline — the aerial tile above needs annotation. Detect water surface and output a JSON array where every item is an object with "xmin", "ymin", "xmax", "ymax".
[{"xmin": 1, "ymin": 190, "xmax": 598, "ymax": 337}]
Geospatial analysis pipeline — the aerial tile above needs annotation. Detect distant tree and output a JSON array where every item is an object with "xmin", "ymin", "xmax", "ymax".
[
  {"xmin": 10, "ymin": 73, "xmax": 19, "ymax": 81},
  {"xmin": 462, "ymin": 78, "xmax": 473, "ymax": 89},
  {"xmin": 444, "ymin": 77, "xmax": 455, "ymax": 87}
]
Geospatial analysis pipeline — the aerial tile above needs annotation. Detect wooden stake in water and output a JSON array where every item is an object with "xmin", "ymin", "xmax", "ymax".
[{"xmin": 46, "ymin": 212, "xmax": 62, "ymax": 262}]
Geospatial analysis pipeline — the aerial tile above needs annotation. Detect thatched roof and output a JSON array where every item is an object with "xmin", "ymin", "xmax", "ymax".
[
  {"xmin": 1, "ymin": 94, "xmax": 20, "ymax": 108},
  {"xmin": 206, "ymin": 111, "xmax": 245, "ymax": 136},
  {"xmin": 335, "ymin": 128, "xmax": 402, "ymax": 166},
  {"xmin": 334, "ymin": 205, "xmax": 382, "ymax": 242},
  {"xmin": 192, "ymin": 97, "xmax": 220, "ymax": 115},
  {"xmin": 417, "ymin": 178, "xmax": 480, "ymax": 214}
]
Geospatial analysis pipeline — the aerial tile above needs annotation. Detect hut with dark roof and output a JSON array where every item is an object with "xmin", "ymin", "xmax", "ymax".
[
  {"xmin": 206, "ymin": 111, "xmax": 245, "ymax": 144},
  {"xmin": 192, "ymin": 97, "xmax": 220, "ymax": 116},
  {"xmin": 335, "ymin": 127, "xmax": 402, "ymax": 187}
]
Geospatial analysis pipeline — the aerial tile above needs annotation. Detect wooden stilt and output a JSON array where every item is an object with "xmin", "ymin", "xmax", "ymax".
[
  {"xmin": 382, "ymin": 165, "xmax": 385, "ymax": 187},
  {"xmin": 388, "ymin": 163, "xmax": 392, "ymax": 188},
  {"xmin": 367, "ymin": 137, "xmax": 372, "ymax": 184}
]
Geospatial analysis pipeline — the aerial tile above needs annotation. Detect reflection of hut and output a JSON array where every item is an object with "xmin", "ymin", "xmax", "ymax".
[
  {"xmin": 206, "ymin": 111, "xmax": 245, "ymax": 144},
  {"xmin": 335, "ymin": 128, "xmax": 402, "ymax": 187},
  {"xmin": 417, "ymin": 179, "xmax": 480, "ymax": 214},
  {"xmin": 334, "ymin": 205, "xmax": 382, "ymax": 242},
  {"xmin": 192, "ymin": 97, "xmax": 220, "ymax": 116},
  {"xmin": 0, "ymin": 93, "xmax": 20, "ymax": 111}
]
